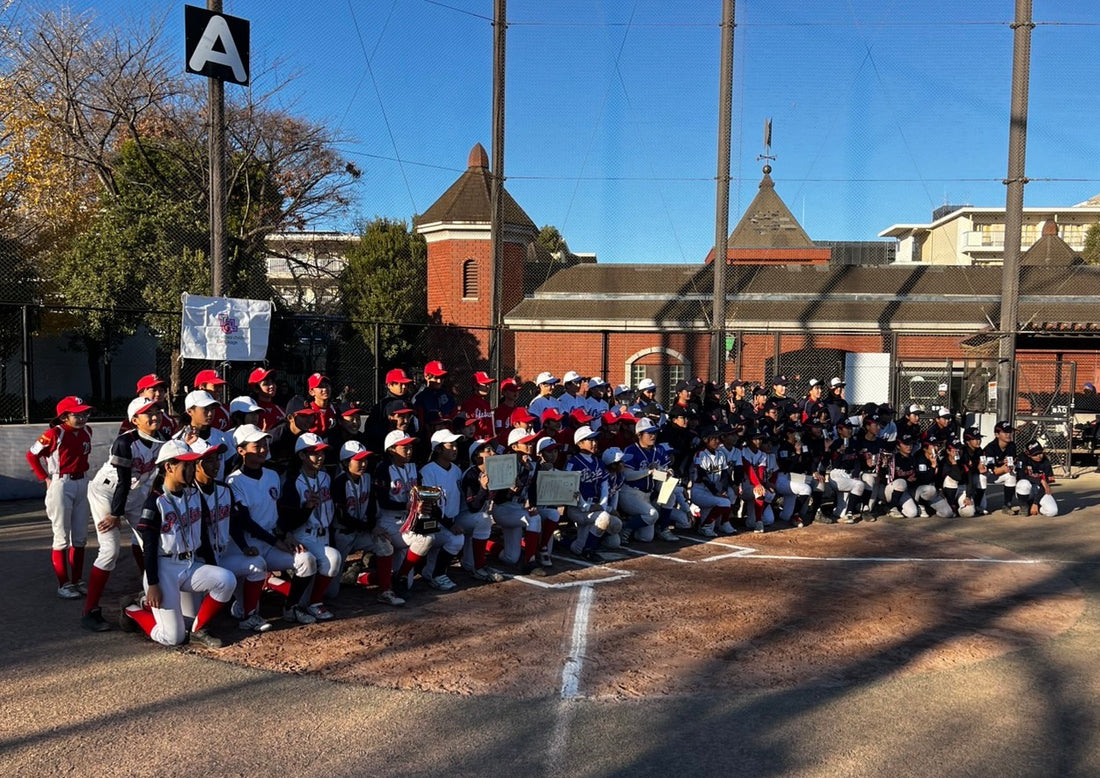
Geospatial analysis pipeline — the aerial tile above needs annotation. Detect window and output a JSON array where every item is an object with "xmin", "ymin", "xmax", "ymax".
[{"xmin": 462, "ymin": 259, "xmax": 478, "ymax": 299}]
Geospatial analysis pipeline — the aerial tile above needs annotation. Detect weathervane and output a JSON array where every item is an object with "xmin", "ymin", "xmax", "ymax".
[{"xmin": 757, "ymin": 117, "xmax": 775, "ymax": 174}]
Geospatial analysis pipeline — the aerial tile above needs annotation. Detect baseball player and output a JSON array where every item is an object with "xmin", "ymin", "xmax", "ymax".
[
  {"xmin": 81, "ymin": 397, "xmax": 168, "ymax": 631},
  {"xmin": 279, "ymin": 433, "xmax": 343, "ymax": 619},
  {"xmin": 983, "ymin": 420, "xmax": 1020, "ymax": 514},
  {"xmin": 741, "ymin": 428, "xmax": 776, "ymax": 532},
  {"xmin": 493, "ymin": 378, "xmax": 521, "ymax": 445},
  {"xmin": 618, "ymin": 418, "xmax": 676, "ymax": 543},
  {"xmin": 26, "ymin": 396, "xmax": 94, "ymax": 600},
  {"xmin": 411, "ymin": 361, "xmax": 457, "ymax": 433},
  {"xmin": 881, "ymin": 433, "xmax": 921, "ymax": 518},
  {"xmin": 247, "ymin": 367, "xmax": 287, "ymax": 431},
  {"xmin": 827, "ymin": 419, "xmax": 866, "ymax": 523},
  {"xmin": 938, "ymin": 439, "xmax": 976, "ymax": 517},
  {"xmin": 416, "ymin": 429, "xmax": 471, "ymax": 590},
  {"xmin": 530, "ymin": 437, "xmax": 563, "ymax": 566},
  {"xmin": 193, "ymin": 369, "xmax": 232, "ymax": 431},
  {"xmin": 120, "ymin": 374, "xmax": 180, "ymax": 437},
  {"xmin": 489, "ymin": 428, "xmax": 544, "ymax": 573},
  {"xmin": 690, "ymin": 426, "xmax": 733, "ymax": 537},
  {"xmin": 584, "ymin": 377, "xmax": 610, "ymax": 422},
  {"xmin": 557, "ymin": 371, "xmax": 586, "ymax": 415},
  {"xmin": 527, "ymin": 372, "xmax": 561, "ymax": 427},
  {"xmin": 175, "ymin": 390, "xmax": 234, "ymax": 479},
  {"xmin": 330, "ymin": 441, "xmax": 405, "ymax": 605},
  {"xmin": 775, "ymin": 424, "xmax": 815, "ymax": 527},
  {"xmin": 913, "ymin": 439, "xmax": 954, "ymax": 517},
  {"xmin": 119, "ymin": 439, "xmax": 234, "ymax": 648},
  {"xmin": 459, "ymin": 371, "xmax": 497, "ymax": 440},
  {"xmin": 224, "ymin": 424, "xmax": 320, "ymax": 625},
  {"xmin": 189, "ymin": 438, "xmax": 272, "ymax": 632},
  {"xmin": 1015, "ymin": 440, "xmax": 1058, "ymax": 516},
  {"xmin": 566, "ymin": 426, "xmax": 620, "ymax": 560},
  {"xmin": 456, "ymin": 439, "xmax": 506, "ymax": 582}
]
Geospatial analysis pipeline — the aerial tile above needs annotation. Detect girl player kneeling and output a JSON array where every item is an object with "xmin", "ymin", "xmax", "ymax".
[{"xmin": 120, "ymin": 440, "xmax": 235, "ymax": 649}]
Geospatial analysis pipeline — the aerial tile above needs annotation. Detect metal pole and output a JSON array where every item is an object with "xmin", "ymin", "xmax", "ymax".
[
  {"xmin": 711, "ymin": 0, "xmax": 735, "ymax": 384},
  {"xmin": 209, "ymin": 0, "xmax": 228, "ymax": 297},
  {"xmin": 997, "ymin": 0, "xmax": 1033, "ymax": 422},
  {"xmin": 22, "ymin": 304, "xmax": 32, "ymax": 423},
  {"xmin": 489, "ymin": 0, "xmax": 506, "ymax": 395}
]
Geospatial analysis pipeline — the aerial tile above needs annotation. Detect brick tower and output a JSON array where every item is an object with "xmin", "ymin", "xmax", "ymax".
[{"xmin": 415, "ymin": 143, "xmax": 537, "ymax": 374}]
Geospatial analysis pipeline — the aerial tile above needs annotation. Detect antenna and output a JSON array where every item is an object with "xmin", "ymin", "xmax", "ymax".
[{"xmin": 757, "ymin": 117, "xmax": 775, "ymax": 173}]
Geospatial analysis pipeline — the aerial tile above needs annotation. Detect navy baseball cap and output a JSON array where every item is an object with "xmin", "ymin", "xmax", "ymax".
[
  {"xmin": 898, "ymin": 432, "xmax": 918, "ymax": 446},
  {"xmin": 994, "ymin": 420, "xmax": 1014, "ymax": 433},
  {"xmin": 772, "ymin": 375, "xmax": 789, "ymax": 386}
]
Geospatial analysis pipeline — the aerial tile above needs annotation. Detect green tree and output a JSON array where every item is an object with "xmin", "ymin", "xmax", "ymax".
[
  {"xmin": 340, "ymin": 218, "xmax": 427, "ymax": 364},
  {"xmin": 1084, "ymin": 223, "xmax": 1100, "ymax": 265},
  {"xmin": 536, "ymin": 224, "xmax": 570, "ymax": 259}
]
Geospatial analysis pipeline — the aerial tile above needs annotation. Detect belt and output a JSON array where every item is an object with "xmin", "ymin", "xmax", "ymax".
[
  {"xmin": 59, "ymin": 473, "xmax": 85, "ymax": 480},
  {"xmin": 160, "ymin": 551, "xmax": 192, "ymax": 561}
]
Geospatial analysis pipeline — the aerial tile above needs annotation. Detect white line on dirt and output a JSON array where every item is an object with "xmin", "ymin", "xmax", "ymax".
[
  {"xmin": 705, "ymin": 552, "xmax": 1058, "ymax": 564},
  {"xmin": 560, "ymin": 583, "xmax": 595, "ymax": 699}
]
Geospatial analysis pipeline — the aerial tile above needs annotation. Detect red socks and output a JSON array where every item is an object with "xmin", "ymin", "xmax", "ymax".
[
  {"xmin": 192, "ymin": 595, "xmax": 225, "ymax": 632},
  {"xmin": 523, "ymin": 531, "xmax": 540, "ymax": 563},
  {"xmin": 264, "ymin": 573, "xmax": 291, "ymax": 597},
  {"xmin": 310, "ymin": 575, "xmax": 332, "ymax": 605},
  {"xmin": 398, "ymin": 551, "xmax": 423, "ymax": 579},
  {"xmin": 374, "ymin": 555, "xmax": 393, "ymax": 592},
  {"xmin": 84, "ymin": 566, "xmax": 110, "ymax": 614},
  {"xmin": 124, "ymin": 604, "xmax": 156, "ymax": 637},
  {"xmin": 473, "ymin": 538, "xmax": 488, "ymax": 570},
  {"xmin": 51, "ymin": 550, "xmax": 68, "ymax": 587},
  {"xmin": 69, "ymin": 547, "xmax": 85, "ymax": 583},
  {"xmin": 242, "ymin": 578, "xmax": 263, "ymax": 616}
]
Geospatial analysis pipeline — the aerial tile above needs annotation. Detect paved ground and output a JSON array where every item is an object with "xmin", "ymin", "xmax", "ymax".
[{"xmin": 3, "ymin": 473, "xmax": 1100, "ymax": 777}]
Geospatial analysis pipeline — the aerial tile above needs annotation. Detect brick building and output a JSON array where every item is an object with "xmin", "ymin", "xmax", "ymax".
[{"xmin": 416, "ymin": 146, "xmax": 1100, "ymax": 408}]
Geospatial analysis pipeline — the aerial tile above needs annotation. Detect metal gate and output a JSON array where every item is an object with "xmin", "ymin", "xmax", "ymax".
[{"xmin": 1015, "ymin": 360, "xmax": 1076, "ymax": 476}]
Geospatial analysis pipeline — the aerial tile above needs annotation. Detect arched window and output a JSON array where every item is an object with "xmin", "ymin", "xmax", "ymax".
[{"xmin": 462, "ymin": 258, "xmax": 479, "ymax": 299}]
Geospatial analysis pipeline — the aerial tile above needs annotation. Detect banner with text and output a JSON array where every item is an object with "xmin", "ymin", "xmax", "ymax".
[{"xmin": 180, "ymin": 294, "xmax": 271, "ymax": 361}]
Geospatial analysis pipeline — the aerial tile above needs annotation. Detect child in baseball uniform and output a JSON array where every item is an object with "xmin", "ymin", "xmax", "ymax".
[
  {"xmin": 26, "ymin": 396, "xmax": 94, "ymax": 600},
  {"xmin": 456, "ymin": 439, "xmax": 506, "ymax": 583},
  {"xmin": 566, "ymin": 426, "xmax": 621, "ymax": 561},
  {"xmin": 175, "ymin": 390, "xmax": 234, "ymax": 479},
  {"xmin": 82, "ymin": 397, "xmax": 168, "ymax": 631},
  {"xmin": 190, "ymin": 438, "xmax": 271, "ymax": 632},
  {"xmin": 279, "ymin": 433, "xmax": 343, "ymax": 620},
  {"xmin": 331, "ymin": 441, "xmax": 405, "ymax": 606},
  {"xmin": 416, "ymin": 429, "xmax": 469, "ymax": 591},
  {"xmin": 225, "ymin": 424, "xmax": 320, "ymax": 625},
  {"xmin": 120, "ymin": 439, "xmax": 235, "ymax": 649}
]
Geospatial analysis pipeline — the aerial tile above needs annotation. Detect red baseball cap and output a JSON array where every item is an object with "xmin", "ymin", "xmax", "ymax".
[
  {"xmin": 385, "ymin": 368, "xmax": 413, "ymax": 384},
  {"xmin": 341, "ymin": 406, "xmax": 363, "ymax": 418},
  {"xmin": 135, "ymin": 373, "xmax": 167, "ymax": 392},
  {"xmin": 510, "ymin": 407, "xmax": 536, "ymax": 425},
  {"xmin": 570, "ymin": 408, "xmax": 594, "ymax": 424},
  {"xmin": 55, "ymin": 396, "xmax": 92, "ymax": 417},
  {"xmin": 248, "ymin": 367, "xmax": 274, "ymax": 384},
  {"xmin": 541, "ymin": 408, "xmax": 564, "ymax": 423},
  {"xmin": 500, "ymin": 378, "xmax": 519, "ymax": 392},
  {"xmin": 194, "ymin": 369, "xmax": 225, "ymax": 386},
  {"xmin": 307, "ymin": 373, "xmax": 330, "ymax": 390},
  {"xmin": 472, "ymin": 371, "xmax": 496, "ymax": 385},
  {"xmin": 424, "ymin": 360, "xmax": 447, "ymax": 377}
]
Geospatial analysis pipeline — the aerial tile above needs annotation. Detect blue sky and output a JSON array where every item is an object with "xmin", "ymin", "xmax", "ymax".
[{"xmin": 12, "ymin": 1, "xmax": 1100, "ymax": 263}]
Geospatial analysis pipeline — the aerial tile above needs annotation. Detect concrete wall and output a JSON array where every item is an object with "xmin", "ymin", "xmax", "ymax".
[{"xmin": 1, "ymin": 422, "xmax": 115, "ymax": 501}]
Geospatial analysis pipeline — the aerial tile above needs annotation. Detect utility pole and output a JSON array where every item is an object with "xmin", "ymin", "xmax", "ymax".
[
  {"xmin": 208, "ymin": 0, "xmax": 228, "ymax": 297},
  {"xmin": 997, "ymin": 0, "xmax": 1033, "ymax": 421},
  {"xmin": 489, "ymin": 0, "xmax": 507, "ymax": 392},
  {"xmin": 710, "ymin": 0, "xmax": 735, "ymax": 384}
]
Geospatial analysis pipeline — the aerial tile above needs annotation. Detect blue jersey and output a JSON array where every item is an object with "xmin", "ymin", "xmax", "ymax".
[{"xmin": 566, "ymin": 451, "xmax": 609, "ymax": 504}]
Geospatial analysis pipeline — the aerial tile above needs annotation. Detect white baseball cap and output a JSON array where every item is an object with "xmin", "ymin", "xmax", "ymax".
[
  {"xmin": 562, "ymin": 370, "xmax": 582, "ymax": 384},
  {"xmin": 937, "ymin": 407, "xmax": 952, "ymax": 418},
  {"xmin": 339, "ymin": 440, "xmax": 373, "ymax": 462},
  {"xmin": 229, "ymin": 395, "xmax": 261, "ymax": 416},
  {"xmin": 155, "ymin": 439, "xmax": 202, "ymax": 465},
  {"xmin": 635, "ymin": 418, "xmax": 658, "ymax": 435},
  {"xmin": 127, "ymin": 397, "xmax": 158, "ymax": 420},
  {"xmin": 637, "ymin": 378, "xmax": 657, "ymax": 392},
  {"xmin": 233, "ymin": 424, "xmax": 270, "ymax": 447},
  {"xmin": 535, "ymin": 371, "xmax": 559, "ymax": 385},
  {"xmin": 601, "ymin": 447, "xmax": 625, "ymax": 465},
  {"xmin": 573, "ymin": 425, "xmax": 600, "ymax": 445},
  {"xmin": 295, "ymin": 432, "xmax": 328, "ymax": 453},
  {"xmin": 536, "ymin": 437, "xmax": 558, "ymax": 454},
  {"xmin": 469, "ymin": 438, "xmax": 493, "ymax": 460},
  {"xmin": 508, "ymin": 427, "xmax": 539, "ymax": 447},
  {"xmin": 384, "ymin": 430, "xmax": 417, "ymax": 450},
  {"xmin": 184, "ymin": 390, "xmax": 219, "ymax": 410},
  {"xmin": 588, "ymin": 376, "xmax": 606, "ymax": 389},
  {"xmin": 189, "ymin": 437, "xmax": 227, "ymax": 457},
  {"xmin": 430, "ymin": 429, "xmax": 462, "ymax": 450},
  {"xmin": 938, "ymin": 383, "xmax": 948, "ymax": 392},
  {"xmin": 829, "ymin": 377, "xmax": 845, "ymax": 388},
  {"xmin": 615, "ymin": 384, "xmax": 633, "ymax": 397},
  {"xmin": 907, "ymin": 404, "xmax": 922, "ymax": 415}
]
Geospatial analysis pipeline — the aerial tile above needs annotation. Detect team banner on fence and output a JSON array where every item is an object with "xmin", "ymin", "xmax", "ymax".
[{"xmin": 180, "ymin": 293, "xmax": 271, "ymax": 361}]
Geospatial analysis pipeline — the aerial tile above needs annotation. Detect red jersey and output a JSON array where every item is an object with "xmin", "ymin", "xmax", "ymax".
[
  {"xmin": 210, "ymin": 403, "xmax": 231, "ymax": 432},
  {"xmin": 304, "ymin": 402, "xmax": 339, "ymax": 437},
  {"xmin": 256, "ymin": 399, "xmax": 287, "ymax": 432},
  {"xmin": 460, "ymin": 395, "xmax": 494, "ymax": 440},
  {"xmin": 26, "ymin": 423, "xmax": 93, "ymax": 480},
  {"xmin": 494, "ymin": 402, "xmax": 516, "ymax": 446}
]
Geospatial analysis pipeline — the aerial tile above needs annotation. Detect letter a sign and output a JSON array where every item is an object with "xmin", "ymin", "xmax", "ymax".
[{"xmin": 185, "ymin": 5, "xmax": 250, "ymax": 86}]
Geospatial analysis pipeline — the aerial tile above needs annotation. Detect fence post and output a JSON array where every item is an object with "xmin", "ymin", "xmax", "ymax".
[
  {"xmin": 601, "ymin": 331, "xmax": 610, "ymax": 385},
  {"xmin": 773, "ymin": 332, "xmax": 781, "ymax": 378},
  {"xmin": 22, "ymin": 304, "xmax": 31, "ymax": 423},
  {"xmin": 372, "ymin": 321, "xmax": 380, "ymax": 406}
]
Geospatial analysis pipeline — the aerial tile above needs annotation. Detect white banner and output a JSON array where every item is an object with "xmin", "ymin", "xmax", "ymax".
[{"xmin": 180, "ymin": 293, "xmax": 271, "ymax": 361}]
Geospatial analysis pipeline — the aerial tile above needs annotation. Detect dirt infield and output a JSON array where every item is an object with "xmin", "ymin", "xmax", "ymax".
[{"xmin": 210, "ymin": 523, "xmax": 1084, "ymax": 699}]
